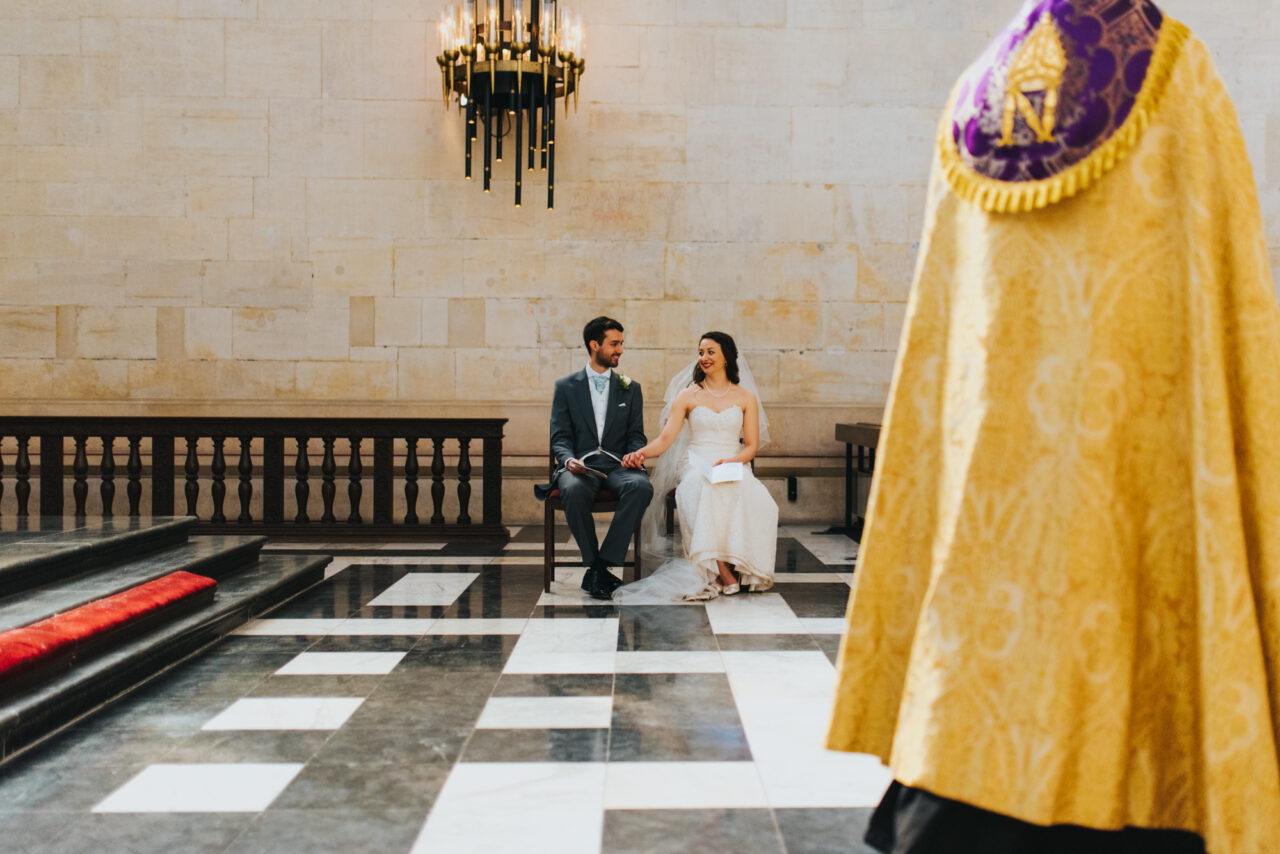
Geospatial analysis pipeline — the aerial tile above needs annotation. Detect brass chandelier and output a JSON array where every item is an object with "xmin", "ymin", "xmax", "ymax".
[{"xmin": 437, "ymin": 1, "xmax": 584, "ymax": 209}]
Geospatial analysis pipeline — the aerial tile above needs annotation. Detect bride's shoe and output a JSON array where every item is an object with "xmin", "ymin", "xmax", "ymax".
[{"xmin": 721, "ymin": 582, "xmax": 740, "ymax": 596}]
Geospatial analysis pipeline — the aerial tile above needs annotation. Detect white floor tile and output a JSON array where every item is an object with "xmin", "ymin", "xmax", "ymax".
[
  {"xmin": 330, "ymin": 618, "xmax": 437, "ymax": 635},
  {"xmin": 615, "ymin": 651, "xmax": 724, "ymax": 674},
  {"xmin": 427, "ymin": 618, "xmax": 528, "ymax": 635},
  {"xmin": 603, "ymin": 762, "xmax": 768, "ymax": 810},
  {"xmin": 476, "ymin": 696, "xmax": 613, "ymax": 729},
  {"xmin": 506, "ymin": 526, "xmax": 523, "ymax": 537},
  {"xmin": 367, "ymin": 573, "xmax": 479, "ymax": 607},
  {"xmin": 783, "ymin": 526, "xmax": 860, "ymax": 565},
  {"xmin": 720, "ymin": 650, "xmax": 892, "ymax": 807},
  {"xmin": 704, "ymin": 593, "xmax": 808, "ymax": 634},
  {"xmin": 492, "ymin": 556, "xmax": 553, "ymax": 566},
  {"xmin": 324, "ymin": 557, "xmax": 355, "ymax": 579},
  {"xmin": 412, "ymin": 762, "xmax": 606, "ymax": 854},
  {"xmin": 503, "ymin": 618, "xmax": 620, "ymax": 675},
  {"xmin": 93, "ymin": 763, "xmax": 304, "ymax": 813},
  {"xmin": 799, "ymin": 618, "xmax": 848, "ymax": 635},
  {"xmin": 275, "ymin": 651, "xmax": 406, "ymax": 676},
  {"xmin": 503, "ymin": 542, "xmax": 581, "ymax": 553},
  {"xmin": 233, "ymin": 618, "xmax": 343, "ymax": 636},
  {"xmin": 770, "ymin": 573, "xmax": 850, "ymax": 584},
  {"xmin": 202, "ymin": 697, "xmax": 365, "ymax": 731},
  {"xmin": 501, "ymin": 652, "xmax": 619, "ymax": 675},
  {"xmin": 356, "ymin": 556, "xmax": 495, "ymax": 566}
]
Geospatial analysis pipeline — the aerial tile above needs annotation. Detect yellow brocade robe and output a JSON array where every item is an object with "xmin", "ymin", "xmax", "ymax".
[{"xmin": 827, "ymin": 22, "xmax": 1280, "ymax": 853}]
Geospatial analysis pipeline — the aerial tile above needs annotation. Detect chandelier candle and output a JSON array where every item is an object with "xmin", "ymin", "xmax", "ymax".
[{"xmin": 436, "ymin": 0, "xmax": 584, "ymax": 209}]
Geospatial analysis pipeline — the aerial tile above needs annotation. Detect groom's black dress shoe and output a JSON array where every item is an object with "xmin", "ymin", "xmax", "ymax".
[{"xmin": 581, "ymin": 566, "xmax": 623, "ymax": 600}]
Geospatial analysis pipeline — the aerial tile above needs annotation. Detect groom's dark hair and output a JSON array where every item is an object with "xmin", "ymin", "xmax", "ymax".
[{"xmin": 583, "ymin": 316, "xmax": 624, "ymax": 352}]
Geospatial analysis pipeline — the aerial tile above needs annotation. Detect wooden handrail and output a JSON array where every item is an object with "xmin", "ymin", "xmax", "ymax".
[{"xmin": 0, "ymin": 417, "xmax": 507, "ymax": 540}]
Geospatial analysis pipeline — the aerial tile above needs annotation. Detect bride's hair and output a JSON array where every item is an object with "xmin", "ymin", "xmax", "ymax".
[{"xmin": 692, "ymin": 331, "xmax": 740, "ymax": 386}]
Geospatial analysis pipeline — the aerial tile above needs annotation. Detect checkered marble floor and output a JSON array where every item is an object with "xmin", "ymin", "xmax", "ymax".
[{"xmin": 0, "ymin": 527, "xmax": 884, "ymax": 854}]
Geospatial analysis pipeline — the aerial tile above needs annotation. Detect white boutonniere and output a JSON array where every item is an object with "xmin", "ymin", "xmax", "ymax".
[{"xmin": 618, "ymin": 374, "xmax": 632, "ymax": 390}]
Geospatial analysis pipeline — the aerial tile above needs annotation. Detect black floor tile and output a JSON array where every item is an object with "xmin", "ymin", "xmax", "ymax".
[
  {"xmin": 227, "ymin": 808, "xmax": 424, "ymax": 854},
  {"xmin": 461, "ymin": 728, "xmax": 609, "ymax": 762},
  {"xmin": 442, "ymin": 568, "xmax": 544, "ymax": 618},
  {"xmin": 341, "ymin": 691, "xmax": 488, "ymax": 731},
  {"xmin": 49, "ymin": 813, "xmax": 254, "ymax": 854},
  {"xmin": 774, "ymin": 584, "xmax": 852, "ymax": 618},
  {"xmin": 397, "ymin": 635, "xmax": 519, "ymax": 671},
  {"xmin": 532, "ymin": 604, "xmax": 620, "ymax": 618},
  {"xmin": 14, "ymin": 726, "xmax": 184, "ymax": 769},
  {"xmin": 603, "ymin": 809, "xmax": 785, "ymax": 854},
  {"xmin": 774, "ymin": 807, "xmax": 879, "ymax": 854},
  {"xmin": 617, "ymin": 605, "xmax": 716, "ymax": 651},
  {"xmin": 352, "ymin": 604, "xmax": 452, "ymax": 620},
  {"xmin": 0, "ymin": 810, "xmax": 77, "ymax": 854},
  {"xmin": 271, "ymin": 761, "xmax": 449, "ymax": 811},
  {"xmin": 0, "ymin": 761, "xmax": 141, "ymax": 810},
  {"xmin": 814, "ymin": 635, "xmax": 842, "ymax": 666},
  {"xmin": 310, "ymin": 725, "xmax": 471, "ymax": 766},
  {"xmin": 165, "ymin": 730, "xmax": 333, "ymax": 764},
  {"xmin": 492, "ymin": 674, "xmax": 614, "ymax": 697},
  {"xmin": 304, "ymin": 635, "xmax": 420, "ymax": 652},
  {"xmin": 610, "ymin": 674, "xmax": 750, "ymax": 761},
  {"xmin": 716, "ymin": 634, "xmax": 820, "ymax": 651},
  {"xmin": 246, "ymin": 674, "xmax": 384, "ymax": 698}
]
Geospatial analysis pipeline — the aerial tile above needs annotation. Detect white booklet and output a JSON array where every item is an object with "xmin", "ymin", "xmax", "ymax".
[
  {"xmin": 578, "ymin": 446, "xmax": 624, "ymax": 479},
  {"xmin": 688, "ymin": 450, "xmax": 743, "ymax": 484}
]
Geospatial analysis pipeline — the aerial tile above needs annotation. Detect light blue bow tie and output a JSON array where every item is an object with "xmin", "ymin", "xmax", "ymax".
[{"xmin": 592, "ymin": 375, "xmax": 608, "ymax": 394}]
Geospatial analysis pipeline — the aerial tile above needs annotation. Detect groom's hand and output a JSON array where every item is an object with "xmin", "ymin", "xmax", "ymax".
[
  {"xmin": 566, "ymin": 459, "xmax": 586, "ymax": 475},
  {"xmin": 622, "ymin": 451, "xmax": 645, "ymax": 469}
]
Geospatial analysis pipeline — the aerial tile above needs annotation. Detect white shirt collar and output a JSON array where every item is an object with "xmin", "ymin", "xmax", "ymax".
[{"xmin": 584, "ymin": 364, "xmax": 613, "ymax": 384}]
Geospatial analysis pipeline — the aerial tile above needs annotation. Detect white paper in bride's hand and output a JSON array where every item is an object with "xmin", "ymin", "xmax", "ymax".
[{"xmin": 688, "ymin": 451, "xmax": 743, "ymax": 484}]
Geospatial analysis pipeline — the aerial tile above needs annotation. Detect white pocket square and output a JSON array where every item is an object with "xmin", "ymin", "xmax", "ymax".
[{"xmin": 618, "ymin": 403, "xmax": 627, "ymax": 407}]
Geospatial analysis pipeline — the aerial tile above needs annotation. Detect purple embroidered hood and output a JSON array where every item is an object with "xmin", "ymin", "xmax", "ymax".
[{"xmin": 951, "ymin": 0, "xmax": 1164, "ymax": 183}]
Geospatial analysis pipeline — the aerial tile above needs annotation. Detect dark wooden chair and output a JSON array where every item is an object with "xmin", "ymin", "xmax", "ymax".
[{"xmin": 543, "ymin": 454, "xmax": 643, "ymax": 593}]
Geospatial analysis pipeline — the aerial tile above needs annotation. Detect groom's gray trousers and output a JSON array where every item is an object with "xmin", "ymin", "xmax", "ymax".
[{"xmin": 557, "ymin": 460, "xmax": 653, "ymax": 568}]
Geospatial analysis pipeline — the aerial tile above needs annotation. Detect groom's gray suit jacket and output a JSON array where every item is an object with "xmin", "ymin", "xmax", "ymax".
[{"xmin": 534, "ymin": 371, "xmax": 647, "ymax": 500}]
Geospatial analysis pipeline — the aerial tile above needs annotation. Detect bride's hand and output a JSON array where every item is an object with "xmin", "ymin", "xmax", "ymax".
[
  {"xmin": 622, "ymin": 451, "xmax": 645, "ymax": 469},
  {"xmin": 713, "ymin": 459, "xmax": 733, "ymax": 467}
]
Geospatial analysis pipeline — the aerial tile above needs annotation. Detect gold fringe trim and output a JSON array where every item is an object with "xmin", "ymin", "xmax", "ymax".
[{"xmin": 940, "ymin": 18, "xmax": 1190, "ymax": 214}]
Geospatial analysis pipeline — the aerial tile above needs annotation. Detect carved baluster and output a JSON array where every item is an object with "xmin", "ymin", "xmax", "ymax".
[
  {"xmin": 430, "ymin": 437, "xmax": 445, "ymax": 524},
  {"xmin": 347, "ymin": 437, "xmax": 363, "ymax": 524},
  {"xmin": 126, "ymin": 437, "xmax": 142, "ymax": 516},
  {"xmin": 210, "ymin": 436, "xmax": 227, "ymax": 523},
  {"xmin": 72, "ymin": 436, "xmax": 89, "ymax": 517},
  {"xmin": 99, "ymin": 436, "xmax": 115, "ymax": 517},
  {"xmin": 294, "ymin": 437, "xmax": 310, "ymax": 523},
  {"xmin": 237, "ymin": 436, "xmax": 253, "ymax": 523},
  {"xmin": 15, "ymin": 436, "xmax": 30, "ymax": 517},
  {"xmin": 184, "ymin": 436, "xmax": 200, "ymax": 516},
  {"xmin": 456, "ymin": 437, "xmax": 472, "ymax": 525},
  {"xmin": 321, "ymin": 437, "xmax": 336, "ymax": 524},
  {"xmin": 404, "ymin": 437, "xmax": 419, "ymax": 524}
]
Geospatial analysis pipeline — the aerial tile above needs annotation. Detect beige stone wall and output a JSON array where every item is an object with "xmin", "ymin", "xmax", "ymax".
[{"xmin": 1, "ymin": 0, "xmax": 1277, "ymax": 487}]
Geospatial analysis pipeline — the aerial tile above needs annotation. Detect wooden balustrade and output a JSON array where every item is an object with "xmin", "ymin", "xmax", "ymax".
[{"xmin": 0, "ymin": 417, "xmax": 507, "ymax": 540}]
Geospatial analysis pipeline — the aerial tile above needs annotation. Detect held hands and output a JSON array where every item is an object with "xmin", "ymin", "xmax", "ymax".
[{"xmin": 621, "ymin": 451, "xmax": 646, "ymax": 469}]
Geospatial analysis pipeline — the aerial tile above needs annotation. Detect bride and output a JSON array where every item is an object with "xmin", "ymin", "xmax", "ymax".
[{"xmin": 616, "ymin": 331, "xmax": 778, "ymax": 602}]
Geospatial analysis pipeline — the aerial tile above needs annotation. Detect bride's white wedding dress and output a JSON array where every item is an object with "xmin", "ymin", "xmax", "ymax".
[{"xmin": 614, "ymin": 404, "xmax": 778, "ymax": 603}]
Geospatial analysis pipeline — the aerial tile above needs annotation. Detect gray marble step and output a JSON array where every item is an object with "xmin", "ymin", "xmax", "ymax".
[
  {"xmin": 0, "ymin": 534, "xmax": 268, "ymax": 633},
  {"xmin": 0, "ymin": 517, "xmax": 196, "ymax": 598},
  {"xmin": 0, "ymin": 553, "xmax": 331, "ymax": 762}
]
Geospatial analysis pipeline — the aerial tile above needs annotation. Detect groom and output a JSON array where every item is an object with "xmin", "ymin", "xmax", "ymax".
[{"xmin": 535, "ymin": 316, "xmax": 653, "ymax": 599}]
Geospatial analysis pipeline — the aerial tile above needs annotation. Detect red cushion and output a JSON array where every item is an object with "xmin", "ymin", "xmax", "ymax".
[{"xmin": 0, "ymin": 571, "xmax": 217, "ymax": 680}]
